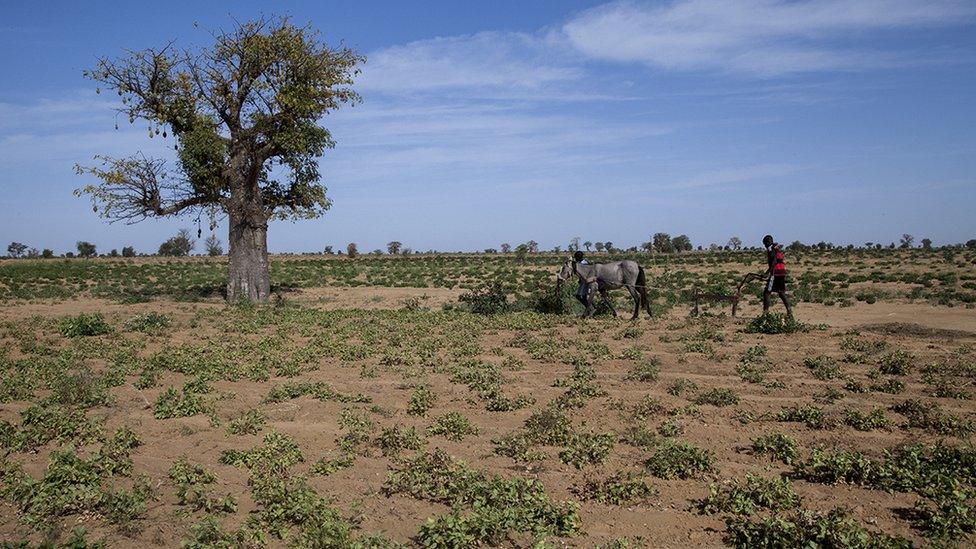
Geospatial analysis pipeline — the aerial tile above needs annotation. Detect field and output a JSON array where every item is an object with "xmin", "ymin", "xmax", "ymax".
[{"xmin": 0, "ymin": 249, "xmax": 974, "ymax": 548}]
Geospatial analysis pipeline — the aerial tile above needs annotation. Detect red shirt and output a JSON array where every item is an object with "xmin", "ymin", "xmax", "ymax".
[{"xmin": 767, "ymin": 244, "xmax": 787, "ymax": 276}]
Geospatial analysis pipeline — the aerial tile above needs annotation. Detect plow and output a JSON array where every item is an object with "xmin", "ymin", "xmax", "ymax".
[{"xmin": 691, "ymin": 272, "xmax": 765, "ymax": 317}]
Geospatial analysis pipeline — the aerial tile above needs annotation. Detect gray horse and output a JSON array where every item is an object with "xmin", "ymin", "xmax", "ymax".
[{"xmin": 556, "ymin": 259, "xmax": 653, "ymax": 320}]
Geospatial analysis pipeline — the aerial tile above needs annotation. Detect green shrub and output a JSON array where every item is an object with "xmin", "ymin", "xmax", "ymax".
[
  {"xmin": 630, "ymin": 396, "xmax": 667, "ymax": 421},
  {"xmin": 879, "ymin": 350, "xmax": 914, "ymax": 375},
  {"xmin": 559, "ymin": 432, "xmax": 615, "ymax": 469},
  {"xmin": 154, "ymin": 384, "xmax": 211, "ymax": 420},
  {"xmin": 912, "ymin": 480, "xmax": 976, "ymax": 542},
  {"xmin": 575, "ymin": 470, "xmax": 655, "ymax": 504},
  {"xmin": 871, "ymin": 378, "xmax": 906, "ymax": 394},
  {"xmin": 0, "ymin": 444, "xmax": 148, "ymax": 527},
  {"xmin": 696, "ymin": 474, "xmax": 800, "ymax": 516},
  {"xmin": 459, "ymin": 282, "xmax": 511, "ymax": 315},
  {"xmin": 695, "ymin": 388, "xmax": 740, "ymax": 407},
  {"xmin": 407, "ymin": 385, "xmax": 436, "ymax": 417},
  {"xmin": 375, "ymin": 425, "xmax": 425, "ymax": 457},
  {"xmin": 124, "ymin": 312, "xmax": 171, "ymax": 333},
  {"xmin": 804, "ymin": 355, "xmax": 841, "ymax": 380},
  {"xmin": 168, "ymin": 457, "xmax": 236, "ymax": 514},
  {"xmin": 737, "ymin": 348, "xmax": 773, "ymax": 384},
  {"xmin": 751, "ymin": 433, "xmax": 799, "ymax": 465},
  {"xmin": 11, "ymin": 404, "xmax": 103, "ymax": 451},
  {"xmin": 625, "ymin": 358, "xmax": 661, "ymax": 382},
  {"xmin": 527, "ymin": 281, "xmax": 576, "ymax": 315},
  {"xmin": 724, "ymin": 507, "xmax": 910, "ymax": 548},
  {"xmin": 427, "ymin": 412, "xmax": 479, "ymax": 442},
  {"xmin": 791, "ymin": 448, "xmax": 885, "ymax": 485},
  {"xmin": 843, "ymin": 408, "xmax": 890, "ymax": 431},
  {"xmin": 311, "ymin": 454, "xmax": 355, "ymax": 476},
  {"xmin": 220, "ymin": 431, "xmax": 304, "ymax": 469},
  {"xmin": 745, "ymin": 313, "xmax": 806, "ymax": 334},
  {"xmin": 386, "ymin": 450, "xmax": 580, "ymax": 545},
  {"xmin": 263, "ymin": 381, "xmax": 370, "ymax": 404},
  {"xmin": 522, "ymin": 408, "xmax": 574, "ymax": 446},
  {"xmin": 776, "ymin": 405, "xmax": 830, "ymax": 429},
  {"xmin": 491, "ymin": 433, "xmax": 547, "ymax": 463},
  {"xmin": 58, "ymin": 313, "xmax": 112, "ymax": 337},
  {"xmin": 667, "ymin": 378, "xmax": 698, "ymax": 396},
  {"xmin": 643, "ymin": 440, "xmax": 715, "ymax": 479},
  {"xmin": 891, "ymin": 399, "xmax": 973, "ymax": 436},
  {"xmin": 227, "ymin": 409, "xmax": 266, "ymax": 436}
]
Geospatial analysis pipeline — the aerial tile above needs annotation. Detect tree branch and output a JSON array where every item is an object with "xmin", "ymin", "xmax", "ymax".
[{"xmin": 74, "ymin": 154, "xmax": 218, "ymax": 223}]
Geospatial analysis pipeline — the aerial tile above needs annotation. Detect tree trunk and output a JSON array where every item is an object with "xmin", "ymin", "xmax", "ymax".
[{"xmin": 227, "ymin": 208, "xmax": 271, "ymax": 303}]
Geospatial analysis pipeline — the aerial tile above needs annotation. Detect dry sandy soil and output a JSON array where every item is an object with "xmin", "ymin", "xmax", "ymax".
[{"xmin": 0, "ymin": 285, "xmax": 974, "ymax": 548}]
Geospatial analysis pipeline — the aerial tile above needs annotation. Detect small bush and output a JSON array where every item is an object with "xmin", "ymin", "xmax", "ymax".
[
  {"xmin": 575, "ymin": 470, "xmax": 655, "ymax": 504},
  {"xmin": 227, "ymin": 409, "xmax": 266, "ymax": 436},
  {"xmin": 427, "ymin": 412, "xmax": 479, "ymax": 441},
  {"xmin": 643, "ymin": 440, "xmax": 715, "ymax": 479},
  {"xmin": 695, "ymin": 388, "xmax": 740, "ymax": 407},
  {"xmin": 124, "ymin": 312, "xmax": 171, "ymax": 333},
  {"xmin": 522, "ymin": 408, "xmax": 574, "ymax": 446},
  {"xmin": 528, "ymin": 282, "xmax": 576, "ymax": 315},
  {"xmin": 791, "ymin": 448, "xmax": 885, "ymax": 485},
  {"xmin": 745, "ymin": 313, "xmax": 805, "ymax": 334},
  {"xmin": 407, "ymin": 385, "xmax": 436, "ymax": 417},
  {"xmin": 804, "ymin": 355, "xmax": 842, "ymax": 380},
  {"xmin": 776, "ymin": 405, "xmax": 830, "ymax": 429},
  {"xmin": 459, "ymin": 282, "xmax": 510, "ymax": 315},
  {"xmin": 311, "ymin": 454, "xmax": 355, "ymax": 476},
  {"xmin": 843, "ymin": 408, "xmax": 891, "ymax": 431},
  {"xmin": 891, "ymin": 399, "xmax": 973, "ymax": 436},
  {"xmin": 375, "ymin": 425, "xmax": 425, "ymax": 457},
  {"xmin": 559, "ymin": 432, "xmax": 615, "ymax": 469},
  {"xmin": 912, "ymin": 480, "xmax": 976, "ymax": 542},
  {"xmin": 491, "ymin": 433, "xmax": 547, "ymax": 463},
  {"xmin": 751, "ymin": 433, "xmax": 800, "ymax": 465},
  {"xmin": 696, "ymin": 474, "xmax": 800, "ymax": 516},
  {"xmin": 879, "ymin": 350, "xmax": 914, "ymax": 375},
  {"xmin": 625, "ymin": 358, "xmax": 661, "ymax": 382},
  {"xmin": 168, "ymin": 457, "xmax": 237, "ymax": 514},
  {"xmin": 724, "ymin": 507, "xmax": 909, "ymax": 548},
  {"xmin": 667, "ymin": 378, "xmax": 698, "ymax": 397},
  {"xmin": 385, "ymin": 449, "xmax": 580, "ymax": 545},
  {"xmin": 154, "ymin": 383, "xmax": 211, "ymax": 420},
  {"xmin": 630, "ymin": 396, "xmax": 667, "ymax": 421},
  {"xmin": 58, "ymin": 313, "xmax": 112, "ymax": 337}
]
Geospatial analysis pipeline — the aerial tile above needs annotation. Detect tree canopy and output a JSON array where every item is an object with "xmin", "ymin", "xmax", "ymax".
[{"xmin": 75, "ymin": 17, "xmax": 363, "ymax": 227}]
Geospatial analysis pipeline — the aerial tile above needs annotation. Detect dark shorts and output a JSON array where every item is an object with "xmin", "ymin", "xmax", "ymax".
[{"xmin": 766, "ymin": 275, "xmax": 786, "ymax": 293}]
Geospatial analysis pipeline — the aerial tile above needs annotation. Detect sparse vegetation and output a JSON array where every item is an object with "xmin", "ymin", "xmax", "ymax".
[{"xmin": 0, "ymin": 247, "xmax": 974, "ymax": 545}]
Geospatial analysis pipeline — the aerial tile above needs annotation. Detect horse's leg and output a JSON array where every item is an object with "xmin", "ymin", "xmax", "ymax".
[
  {"xmin": 600, "ymin": 289, "xmax": 617, "ymax": 317},
  {"xmin": 627, "ymin": 286, "xmax": 641, "ymax": 320}
]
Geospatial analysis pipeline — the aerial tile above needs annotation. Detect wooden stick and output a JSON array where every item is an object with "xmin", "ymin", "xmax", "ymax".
[{"xmin": 732, "ymin": 273, "xmax": 765, "ymax": 317}]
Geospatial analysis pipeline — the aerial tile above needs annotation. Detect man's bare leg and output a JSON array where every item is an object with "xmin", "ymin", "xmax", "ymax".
[{"xmin": 779, "ymin": 292, "xmax": 794, "ymax": 319}]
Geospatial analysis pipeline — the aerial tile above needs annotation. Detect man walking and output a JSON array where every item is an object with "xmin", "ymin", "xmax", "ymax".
[
  {"xmin": 573, "ymin": 250, "xmax": 591, "ymax": 306},
  {"xmin": 762, "ymin": 235, "xmax": 794, "ymax": 318}
]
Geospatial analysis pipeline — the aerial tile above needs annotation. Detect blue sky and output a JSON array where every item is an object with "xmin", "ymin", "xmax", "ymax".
[{"xmin": 1, "ymin": 0, "xmax": 974, "ymax": 254}]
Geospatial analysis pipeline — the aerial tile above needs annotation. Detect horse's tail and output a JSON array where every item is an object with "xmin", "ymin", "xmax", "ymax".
[{"xmin": 637, "ymin": 265, "xmax": 652, "ymax": 316}]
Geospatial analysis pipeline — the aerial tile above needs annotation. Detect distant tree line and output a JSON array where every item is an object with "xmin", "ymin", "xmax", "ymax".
[{"xmin": 4, "ymin": 233, "xmax": 976, "ymax": 259}]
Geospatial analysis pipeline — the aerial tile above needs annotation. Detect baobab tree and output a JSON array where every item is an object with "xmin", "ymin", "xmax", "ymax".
[{"xmin": 74, "ymin": 17, "xmax": 363, "ymax": 302}]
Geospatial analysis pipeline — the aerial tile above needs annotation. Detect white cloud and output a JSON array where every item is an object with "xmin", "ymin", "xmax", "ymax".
[
  {"xmin": 324, "ymin": 99, "xmax": 671, "ymax": 186},
  {"xmin": 662, "ymin": 163, "xmax": 801, "ymax": 190},
  {"xmin": 0, "ymin": 93, "xmax": 119, "ymax": 133},
  {"xmin": 562, "ymin": 0, "xmax": 975, "ymax": 75},
  {"xmin": 359, "ymin": 31, "xmax": 582, "ymax": 93}
]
